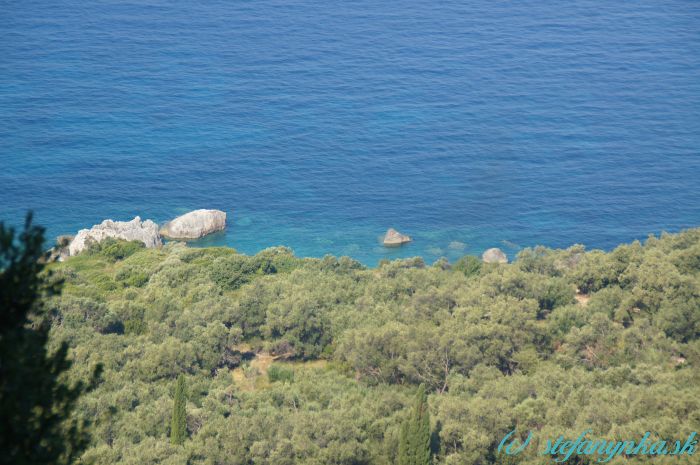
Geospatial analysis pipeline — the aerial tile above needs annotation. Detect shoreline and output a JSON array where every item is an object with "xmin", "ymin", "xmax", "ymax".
[
  {"xmin": 48, "ymin": 218, "xmax": 700, "ymax": 270},
  {"xmin": 8, "ymin": 210, "xmax": 699, "ymax": 268}
]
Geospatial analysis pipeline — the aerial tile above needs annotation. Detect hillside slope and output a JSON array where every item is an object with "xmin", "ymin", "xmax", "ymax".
[{"xmin": 47, "ymin": 231, "xmax": 700, "ymax": 464}]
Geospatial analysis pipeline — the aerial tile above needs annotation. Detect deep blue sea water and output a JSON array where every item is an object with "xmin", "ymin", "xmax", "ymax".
[{"xmin": 1, "ymin": 1, "xmax": 699, "ymax": 265}]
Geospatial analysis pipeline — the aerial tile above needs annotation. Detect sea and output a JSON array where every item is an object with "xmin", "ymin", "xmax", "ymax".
[{"xmin": 2, "ymin": 0, "xmax": 699, "ymax": 266}]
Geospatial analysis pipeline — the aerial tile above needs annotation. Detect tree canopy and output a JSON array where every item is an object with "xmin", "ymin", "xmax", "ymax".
[{"xmin": 25, "ymin": 227, "xmax": 700, "ymax": 464}]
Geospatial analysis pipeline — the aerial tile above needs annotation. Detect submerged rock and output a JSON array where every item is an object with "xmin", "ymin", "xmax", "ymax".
[
  {"xmin": 69, "ymin": 217, "xmax": 161, "ymax": 256},
  {"xmin": 448, "ymin": 241, "xmax": 466, "ymax": 251},
  {"xmin": 482, "ymin": 247, "xmax": 508, "ymax": 264},
  {"xmin": 160, "ymin": 209, "xmax": 227, "ymax": 240},
  {"xmin": 383, "ymin": 228, "xmax": 412, "ymax": 247}
]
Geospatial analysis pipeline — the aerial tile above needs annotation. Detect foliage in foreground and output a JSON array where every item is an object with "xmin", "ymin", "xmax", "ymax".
[
  {"xmin": 43, "ymin": 229, "xmax": 700, "ymax": 464},
  {"xmin": 0, "ymin": 215, "xmax": 101, "ymax": 465}
]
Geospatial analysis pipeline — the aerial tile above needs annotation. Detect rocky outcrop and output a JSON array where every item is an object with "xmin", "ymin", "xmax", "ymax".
[
  {"xmin": 47, "ymin": 235, "xmax": 73, "ymax": 262},
  {"xmin": 69, "ymin": 217, "xmax": 161, "ymax": 256},
  {"xmin": 160, "ymin": 209, "xmax": 227, "ymax": 240},
  {"xmin": 383, "ymin": 228, "xmax": 412, "ymax": 247},
  {"xmin": 482, "ymin": 247, "xmax": 508, "ymax": 264}
]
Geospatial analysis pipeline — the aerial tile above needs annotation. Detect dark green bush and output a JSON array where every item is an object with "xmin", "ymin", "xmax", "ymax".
[
  {"xmin": 267, "ymin": 364, "xmax": 295, "ymax": 383},
  {"xmin": 452, "ymin": 255, "xmax": 481, "ymax": 277},
  {"xmin": 88, "ymin": 238, "xmax": 145, "ymax": 262},
  {"xmin": 115, "ymin": 267, "xmax": 150, "ymax": 287}
]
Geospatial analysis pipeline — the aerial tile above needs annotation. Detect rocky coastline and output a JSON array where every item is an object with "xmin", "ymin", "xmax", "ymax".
[
  {"xmin": 53, "ymin": 211, "xmax": 509, "ymax": 266},
  {"xmin": 55, "ymin": 209, "xmax": 227, "ymax": 259}
]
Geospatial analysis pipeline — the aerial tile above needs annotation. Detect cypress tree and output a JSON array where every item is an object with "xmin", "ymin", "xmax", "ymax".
[
  {"xmin": 398, "ymin": 384, "xmax": 431, "ymax": 465},
  {"xmin": 170, "ymin": 374, "xmax": 187, "ymax": 445}
]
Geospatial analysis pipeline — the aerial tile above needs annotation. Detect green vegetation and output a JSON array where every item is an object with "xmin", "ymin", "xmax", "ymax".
[
  {"xmin": 0, "ymin": 215, "xmax": 101, "ymax": 465},
  {"xmin": 34, "ymin": 229, "xmax": 700, "ymax": 464},
  {"xmin": 452, "ymin": 254, "xmax": 482, "ymax": 277},
  {"xmin": 170, "ymin": 374, "xmax": 187, "ymax": 446},
  {"xmin": 268, "ymin": 364, "xmax": 295, "ymax": 383},
  {"xmin": 398, "ymin": 385, "xmax": 431, "ymax": 465}
]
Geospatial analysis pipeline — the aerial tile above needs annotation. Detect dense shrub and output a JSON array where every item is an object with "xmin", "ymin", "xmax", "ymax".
[
  {"xmin": 452, "ymin": 255, "xmax": 481, "ymax": 277},
  {"xmin": 267, "ymin": 364, "xmax": 295, "ymax": 383},
  {"xmin": 89, "ymin": 238, "xmax": 145, "ymax": 262}
]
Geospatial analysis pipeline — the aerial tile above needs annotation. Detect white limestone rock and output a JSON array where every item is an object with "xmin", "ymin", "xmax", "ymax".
[
  {"xmin": 160, "ymin": 209, "xmax": 227, "ymax": 240},
  {"xmin": 383, "ymin": 228, "xmax": 412, "ymax": 247},
  {"xmin": 69, "ymin": 217, "xmax": 162, "ymax": 256},
  {"xmin": 482, "ymin": 247, "xmax": 508, "ymax": 264}
]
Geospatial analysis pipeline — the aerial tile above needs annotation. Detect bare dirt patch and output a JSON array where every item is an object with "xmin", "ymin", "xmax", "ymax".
[{"xmin": 231, "ymin": 351, "xmax": 328, "ymax": 391}]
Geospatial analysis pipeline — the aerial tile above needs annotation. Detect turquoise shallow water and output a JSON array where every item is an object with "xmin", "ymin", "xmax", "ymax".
[{"xmin": 1, "ymin": 0, "xmax": 700, "ymax": 265}]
